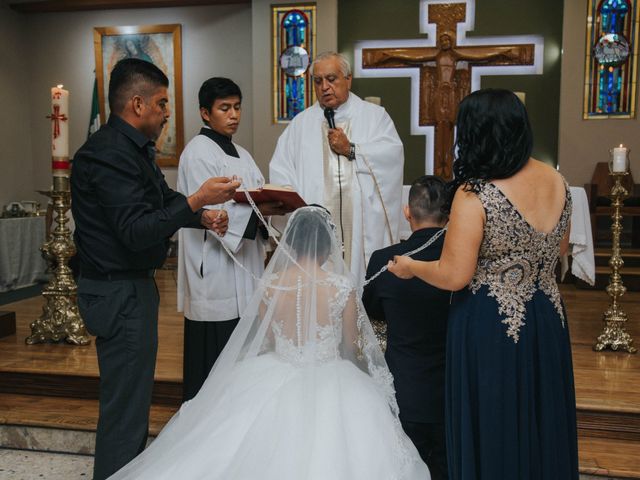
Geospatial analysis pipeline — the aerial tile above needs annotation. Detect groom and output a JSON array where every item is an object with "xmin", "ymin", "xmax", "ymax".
[{"xmin": 362, "ymin": 176, "xmax": 450, "ymax": 480}]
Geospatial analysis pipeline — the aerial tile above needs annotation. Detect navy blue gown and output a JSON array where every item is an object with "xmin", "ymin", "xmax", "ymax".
[{"xmin": 446, "ymin": 181, "xmax": 579, "ymax": 480}]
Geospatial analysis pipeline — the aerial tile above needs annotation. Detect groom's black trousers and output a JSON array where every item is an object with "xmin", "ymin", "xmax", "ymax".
[
  {"xmin": 78, "ymin": 275, "xmax": 159, "ymax": 480},
  {"xmin": 402, "ymin": 420, "xmax": 449, "ymax": 480}
]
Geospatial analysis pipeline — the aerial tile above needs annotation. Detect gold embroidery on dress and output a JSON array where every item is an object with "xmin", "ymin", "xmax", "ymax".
[{"xmin": 469, "ymin": 181, "xmax": 572, "ymax": 343}]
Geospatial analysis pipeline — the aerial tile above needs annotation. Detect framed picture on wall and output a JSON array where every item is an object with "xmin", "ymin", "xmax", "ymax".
[{"xmin": 93, "ymin": 24, "xmax": 183, "ymax": 167}]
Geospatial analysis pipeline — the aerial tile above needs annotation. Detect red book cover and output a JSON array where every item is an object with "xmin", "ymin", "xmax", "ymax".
[{"xmin": 233, "ymin": 184, "xmax": 306, "ymax": 210}]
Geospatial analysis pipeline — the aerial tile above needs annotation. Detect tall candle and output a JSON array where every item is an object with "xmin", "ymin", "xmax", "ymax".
[
  {"xmin": 612, "ymin": 144, "xmax": 628, "ymax": 173},
  {"xmin": 49, "ymin": 85, "xmax": 70, "ymax": 177}
]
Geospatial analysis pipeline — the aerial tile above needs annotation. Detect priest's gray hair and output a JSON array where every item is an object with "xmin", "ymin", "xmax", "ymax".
[{"xmin": 310, "ymin": 52, "xmax": 352, "ymax": 77}]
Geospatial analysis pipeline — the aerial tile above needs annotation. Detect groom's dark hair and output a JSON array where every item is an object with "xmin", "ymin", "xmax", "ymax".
[
  {"xmin": 408, "ymin": 175, "xmax": 448, "ymax": 224},
  {"xmin": 108, "ymin": 58, "xmax": 168, "ymax": 114}
]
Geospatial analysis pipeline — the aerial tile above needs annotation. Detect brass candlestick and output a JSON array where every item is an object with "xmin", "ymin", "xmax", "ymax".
[
  {"xmin": 594, "ymin": 170, "xmax": 637, "ymax": 353},
  {"xmin": 26, "ymin": 176, "xmax": 90, "ymax": 345}
]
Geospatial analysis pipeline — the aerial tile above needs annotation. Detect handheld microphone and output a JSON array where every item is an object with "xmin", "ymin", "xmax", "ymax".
[{"xmin": 324, "ymin": 108, "xmax": 336, "ymax": 129}]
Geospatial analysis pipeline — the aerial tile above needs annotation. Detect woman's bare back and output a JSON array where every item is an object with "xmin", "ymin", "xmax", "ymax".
[{"xmin": 491, "ymin": 159, "xmax": 567, "ymax": 235}]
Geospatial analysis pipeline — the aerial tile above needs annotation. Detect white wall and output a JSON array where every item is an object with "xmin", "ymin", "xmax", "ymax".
[
  {"xmin": 558, "ymin": 0, "xmax": 640, "ymax": 186},
  {"xmin": 22, "ymin": 3, "xmax": 252, "ymax": 193},
  {"xmin": 0, "ymin": 2, "xmax": 34, "ymax": 207},
  {"xmin": 2, "ymin": 0, "xmax": 338, "ymax": 209},
  {"xmin": 251, "ymin": 0, "xmax": 337, "ymax": 175}
]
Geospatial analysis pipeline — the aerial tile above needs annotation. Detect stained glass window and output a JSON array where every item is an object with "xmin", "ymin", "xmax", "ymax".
[
  {"xmin": 584, "ymin": 0, "xmax": 639, "ymax": 119},
  {"xmin": 272, "ymin": 5, "xmax": 317, "ymax": 123}
]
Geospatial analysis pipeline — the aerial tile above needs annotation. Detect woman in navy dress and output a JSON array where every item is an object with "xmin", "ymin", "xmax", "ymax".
[{"xmin": 389, "ymin": 89, "xmax": 579, "ymax": 480}]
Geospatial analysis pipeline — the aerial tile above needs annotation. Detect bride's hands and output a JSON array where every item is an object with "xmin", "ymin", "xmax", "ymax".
[{"xmin": 387, "ymin": 256, "xmax": 415, "ymax": 279}]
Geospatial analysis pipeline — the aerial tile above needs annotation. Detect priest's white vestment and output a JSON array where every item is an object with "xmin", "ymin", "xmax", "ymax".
[
  {"xmin": 269, "ymin": 92, "xmax": 404, "ymax": 282},
  {"xmin": 177, "ymin": 132, "xmax": 266, "ymax": 322}
]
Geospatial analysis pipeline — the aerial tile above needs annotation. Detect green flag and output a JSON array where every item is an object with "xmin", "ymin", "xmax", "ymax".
[{"xmin": 87, "ymin": 75, "xmax": 100, "ymax": 138}]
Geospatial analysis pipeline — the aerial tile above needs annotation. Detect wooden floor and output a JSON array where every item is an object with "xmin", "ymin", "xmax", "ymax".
[
  {"xmin": 0, "ymin": 270, "xmax": 639, "ymax": 476},
  {"xmin": 0, "ymin": 269, "xmax": 182, "ymax": 382},
  {"xmin": 561, "ymin": 286, "xmax": 640, "ymax": 478}
]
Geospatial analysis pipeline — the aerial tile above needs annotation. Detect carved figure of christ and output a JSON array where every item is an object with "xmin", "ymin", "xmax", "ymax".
[{"xmin": 362, "ymin": 32, "xmax": 534, "ymax": 179}]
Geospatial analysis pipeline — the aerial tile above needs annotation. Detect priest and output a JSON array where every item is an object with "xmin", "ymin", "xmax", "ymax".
[{"xmin": 269, "ymin": 51, "xmax": 404, "ymax": 282}]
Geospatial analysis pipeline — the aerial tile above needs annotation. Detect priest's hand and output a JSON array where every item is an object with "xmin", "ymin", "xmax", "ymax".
[
  {"xmin": 189, "ymin": 177, "xmax": 241, "ymax": 211},
  {"xmin": 387, "ymin": 256, "xmax": 415, "ymax": 280},
  {"xmin": 328, "ymin": 128, "xmax": 351, "ymax": 157},
  {"xmin": 201, "ymin": 209, "xmax": 229, "ymax": 236},
  {"xmin": 258, "ymin": 201, "xmax": 292, "ymax": 217}
]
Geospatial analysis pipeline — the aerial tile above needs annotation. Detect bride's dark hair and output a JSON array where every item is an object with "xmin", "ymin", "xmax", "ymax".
[
  {"xmin": 448, "ymin": 88, "xmax": 533, "ymax": 203},
  {"xmin": 284, "ymin": 207, "xmax": 333, "ymax": 261}
]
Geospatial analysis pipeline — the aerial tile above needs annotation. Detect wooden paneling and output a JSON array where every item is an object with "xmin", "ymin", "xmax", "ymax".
[
  {"xmin": 9, "ymin": 0, "xmax": 249, "ymax": 14},
  {"xmin": 0, "ymin": 393, "xmax": 176, "ymax": 435},
  {"xmin": 578, "ymin": 410, "xmax": 640, "ymax": 441},
  {"xmin": 579, "ymin": 436, "xmax": 640, "ymax": 478},
  {"xmin": 0, "ymin": 372, "xmax": 181, "ymax": 406}
]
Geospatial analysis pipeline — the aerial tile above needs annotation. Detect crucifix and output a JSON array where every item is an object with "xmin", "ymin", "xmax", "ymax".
[{"xmin": 361, "ymin": 3, "xmax": 535, "ymax": 179}]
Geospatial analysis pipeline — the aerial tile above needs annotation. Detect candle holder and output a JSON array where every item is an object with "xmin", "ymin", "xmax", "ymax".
[
  {"xmin": 26, "ymin": 175, "xmax": 90, "ymax": 345},
  {"xmin": 594, "ymin": 169, "xmax": 637, "ymax": 353}
]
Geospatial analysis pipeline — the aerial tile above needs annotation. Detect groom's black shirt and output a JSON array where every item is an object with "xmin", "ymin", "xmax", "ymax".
[
  {"xmin": 72, "ymin": 114, "xmax": 202, "ymax": 275},
  {"xmin": 363, "ymin": 228, "xmax": 449, "ymax": 424}
]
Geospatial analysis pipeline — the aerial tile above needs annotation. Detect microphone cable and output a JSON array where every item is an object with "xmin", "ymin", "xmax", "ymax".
[
  {"xmin": 324, "ymin": 107, "xmax": 345, "ymax": 259},
  {"xmin": 337, "ymin": 152, "xmax": 345, "ymax": 259}
]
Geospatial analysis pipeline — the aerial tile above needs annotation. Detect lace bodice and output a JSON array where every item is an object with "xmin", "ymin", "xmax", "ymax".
[
  {"xmin": 469, "ymin": 181, "xmax": 572, "ymax": 343},
  {"xmin": 269, "ymin": 273, "xmax": 352, "ymax": 364}
]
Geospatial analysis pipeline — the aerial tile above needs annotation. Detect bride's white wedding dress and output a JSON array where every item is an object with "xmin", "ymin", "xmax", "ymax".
[{"xmin": 109, "ymin": 207, "xmax": 430, "ymax": 480}]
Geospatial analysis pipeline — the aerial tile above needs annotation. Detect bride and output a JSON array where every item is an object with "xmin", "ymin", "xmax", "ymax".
[{"xmin": 109, "ymin": 206, "xmax": 430, "ymax": 479}]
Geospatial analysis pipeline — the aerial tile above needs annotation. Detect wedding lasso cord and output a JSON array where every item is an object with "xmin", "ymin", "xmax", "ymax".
[
  {"xmin": 361, "ymin": 226, "xmax": 447, "ymax": 287},
  {"xmin": 210, "ymin": 189, "xmax": 312, "ymax": 291},
  {"xmin": 212, "ymin": 189, "xmax": 448, "ymax": 290}
]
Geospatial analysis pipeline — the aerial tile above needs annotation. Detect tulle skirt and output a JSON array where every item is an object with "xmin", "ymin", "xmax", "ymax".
[{"xmin": 109, "ymin": 353, "xmax": 430, "ymax": 480}]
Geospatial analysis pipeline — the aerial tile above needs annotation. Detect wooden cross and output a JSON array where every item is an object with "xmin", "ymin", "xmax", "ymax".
[
  {"xmin": 47, "ymin": 104, "xmax": 68, "ymax": 140},
  {"xmin": 362, "ymin": 3, "xmax": 535, "ymax": 179}
]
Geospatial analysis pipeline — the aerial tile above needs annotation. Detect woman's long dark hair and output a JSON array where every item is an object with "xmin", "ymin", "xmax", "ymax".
[{"xmin": 448, "ymin": 88, "xmax": 533, "ymax": 204}]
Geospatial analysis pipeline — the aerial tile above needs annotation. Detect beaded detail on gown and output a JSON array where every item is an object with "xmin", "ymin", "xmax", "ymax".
[{"xmin": 469, "ymin": 181, "xmax": 572, "ymax": 342}]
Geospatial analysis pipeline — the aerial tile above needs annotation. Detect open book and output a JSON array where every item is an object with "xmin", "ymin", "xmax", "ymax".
[{"xmin": 233, "ymin": 184, "xmax": 306, "ymax": 211}]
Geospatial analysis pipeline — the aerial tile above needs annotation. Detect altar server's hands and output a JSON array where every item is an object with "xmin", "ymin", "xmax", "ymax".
[
  {"xmin": 201, "ymin": 209, "xmax": 228, "ymax": 236},
  {"xmin": 387, "ymin": 256, "xmax": 415, "ymax": 280}
]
